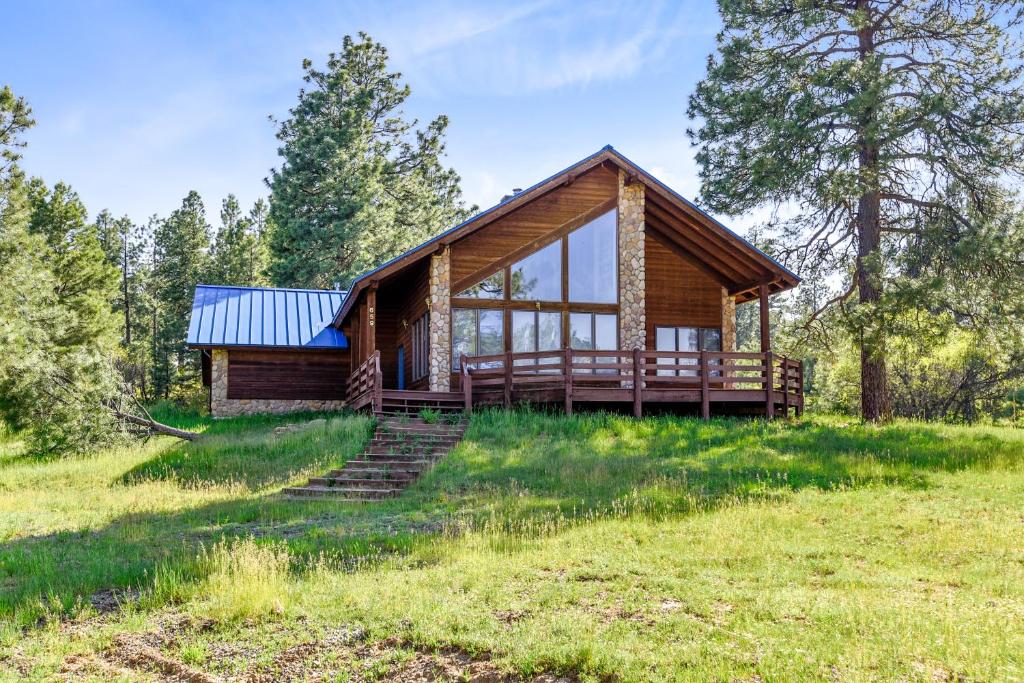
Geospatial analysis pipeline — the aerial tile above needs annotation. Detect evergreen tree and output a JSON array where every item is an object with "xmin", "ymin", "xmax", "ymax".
[
  {"xmin": 208, "ymin": 194, "xmax": 268, "ymax": 286},
  {"xmin": 27, "ymin": 182, "xmax": 119, "ymax": 351},
  {"xmin": 95, "ymin": 209, "xmax": 154, "ymax": 397},
  {"xmin": 152, "ymin": 191, "xmax": 210, "ymax": 397},
  {"xmin": 268, "ymin": 33, "xmax": 473, "ymax": 289},
  {"xmin": 688, "ymin": 1, "xmax": 1024, "ymax": 420}
]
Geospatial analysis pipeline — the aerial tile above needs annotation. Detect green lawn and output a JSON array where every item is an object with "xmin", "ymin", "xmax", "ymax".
[{"xmin": 1, "ymin": 408, "xmax": 1023, "ymax": 681}]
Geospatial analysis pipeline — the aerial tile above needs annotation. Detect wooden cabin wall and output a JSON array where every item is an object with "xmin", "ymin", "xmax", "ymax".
[
  {"xmin": 227, "ymin": 349, "xmax": 349, "ymax": 400},
  {"xmin": 644, "ymin": 235, "xmax": 723, "ymax": 349},
  {"xmin": 449, "ymin": 165, "xmax": 618, "ymax": 284},
  {"xmin": 375, "ymin": 261, "xmax": 429, "ymax": 390}
]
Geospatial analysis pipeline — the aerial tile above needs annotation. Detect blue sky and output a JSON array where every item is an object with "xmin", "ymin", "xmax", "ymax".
[{"xmin": 3, "ymin": 0, "xmax": 730, "ymax": 229}]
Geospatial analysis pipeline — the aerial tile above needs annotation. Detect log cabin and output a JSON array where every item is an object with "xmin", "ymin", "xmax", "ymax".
[{"xmin": 188, "ymin": 146, "xmax": 802, "ymax": 419}]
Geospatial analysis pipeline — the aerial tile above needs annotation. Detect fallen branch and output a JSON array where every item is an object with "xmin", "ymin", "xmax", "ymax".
[{"xmin": 113, "ymin": 409, "xmax": 200, "ymax": 441}]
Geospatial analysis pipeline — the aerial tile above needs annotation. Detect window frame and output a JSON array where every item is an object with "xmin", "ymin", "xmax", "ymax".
[
  {"xmin": 452, "ymin": 308, "xmax": 505, "ymax": 369},
  {"xmin": 653, "ymin": 326, "xmax": 723, "ymax": 377},
  {"xmin": 449, "ymin": 209, "xmax": 621, "ymax": 369},
  {"xmin": 410, "ymin": 312, "xmax": 429, "ymax": 382}
]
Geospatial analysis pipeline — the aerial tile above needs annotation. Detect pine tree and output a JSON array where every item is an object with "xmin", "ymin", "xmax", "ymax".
[
  {"xmin": 268, "ymin": 33, "xmax": 473, "ymax": 289},
  {"xmin": 28, "ymin": 182, "xmax": 119, "ymax": 351},
  {"xmin": 208, "ymin": 194, "xmax": 269, "ymax": 286},
  {"xmin": 152, "ymin": 191, "xmax": 210, "ymax": 397},
  {"xmin": 688, "ymin": 1, "xmax": 1024, "ymax": 421}
]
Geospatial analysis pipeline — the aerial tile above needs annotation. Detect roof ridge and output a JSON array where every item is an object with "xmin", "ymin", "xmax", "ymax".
[{"xmin": 196, "ymin": 283, "xmax": 348, "ymax": 295}]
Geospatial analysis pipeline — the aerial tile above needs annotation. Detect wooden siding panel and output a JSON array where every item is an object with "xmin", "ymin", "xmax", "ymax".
[
  {"xmin": 227, "ymin": 349, "xmax": 349, "ymax": 400},
  {"xmin": 378, "ymin": 260, "xmax": 430, "ymax": 390},
  {"xmin": 450, "ymin": 166, "xmax": 618, "ymax": 285},
  {"xmin": 645, "ymin": 234, "xmax": 723, "ymax": 349}
]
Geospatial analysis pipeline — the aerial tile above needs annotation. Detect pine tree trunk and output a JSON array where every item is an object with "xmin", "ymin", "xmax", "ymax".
[
  {"xmin": 856, "ymin": 185, "xmax": 891, "ymax": 421},
  {"xmin": 856, "ymin": 4, "xmax": 892, "ymax": 422}
]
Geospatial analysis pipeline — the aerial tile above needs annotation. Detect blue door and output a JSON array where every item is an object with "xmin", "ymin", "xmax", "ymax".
[{"xmin": 397, "ymin": 346, "xmax": 405, "ymax": 389}]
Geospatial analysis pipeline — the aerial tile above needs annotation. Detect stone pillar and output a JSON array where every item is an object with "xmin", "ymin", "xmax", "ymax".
[
  {"xmin": 722, "ymin": 289, "xmax": 737, "ymax": 352},
  {"xmin": 428, "ymin": 247, "xmax": 452, "ymax": 391},
  {"xmin": 210, "ymin": 349, "xmax": 229, "ymax": 415},
  {"xmin": 617, "ymin": 169, "xmax": 646, "ymax": 352}
]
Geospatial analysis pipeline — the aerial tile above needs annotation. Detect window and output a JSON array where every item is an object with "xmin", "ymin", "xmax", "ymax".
[
  {"xmin": 512, "ymin": 310, "xmax": 561, "ymax": 370},
  {"xmin": 570, "ymin": 312, "xmax": 617, "ymax": 373},
  {"xmin": 654, "ymin": 327, "xmax": 721, "ymax": 376},
  {"xmin": 452, "ymin": 309, "xmax": 504, "ymax": 369},
  {"xmin": 456, "ymin": 271, "xmax": 504, "ymax": 299},
  {"xmin": 510, "ymin": 240, "xmax": 561, "ymax": 301},
  {"xmin": 410, "ymin": 313, "xmax": 429, "ymax": 381},
  {"xmin": 568, "ymin": 210, "xmax": 617, "ymax": 303}
]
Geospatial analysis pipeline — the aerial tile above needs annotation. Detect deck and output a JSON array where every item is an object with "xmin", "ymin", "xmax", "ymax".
[{"xmin": 348, "ymin": 349, "xmax": 803, "ymax": 418}]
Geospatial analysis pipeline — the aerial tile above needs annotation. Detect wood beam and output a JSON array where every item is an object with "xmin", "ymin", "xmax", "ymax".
[
  {"xmin": 759, "ymin": 283, "xmax": 771, "ymax": 352},
  {"xmin": 645, "ymin": 199, "xmax": 764, "ymax": 278},
  {"xmin": 366, "ymin": 285, "xmax": 377, "ymax": 356}
]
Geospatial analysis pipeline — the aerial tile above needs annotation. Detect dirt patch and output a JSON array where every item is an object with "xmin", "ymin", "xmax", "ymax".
[{"xmin": 54, "ymin": 614, "xmax": 577, "ymax": 682}]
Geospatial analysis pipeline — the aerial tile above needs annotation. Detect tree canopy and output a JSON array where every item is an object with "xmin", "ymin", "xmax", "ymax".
[
  {"xmin": 688, "ymin": 0, "xmax": 1024, "ymax": 420},
  {"xmin": 268, "ymin": 32, "xmax": 473, "ymax": 289}
]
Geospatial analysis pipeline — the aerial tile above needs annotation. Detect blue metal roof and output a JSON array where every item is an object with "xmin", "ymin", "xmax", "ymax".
[{"xmin": 187, "ymin": 285, "xmax": 348, "ymax": 349}]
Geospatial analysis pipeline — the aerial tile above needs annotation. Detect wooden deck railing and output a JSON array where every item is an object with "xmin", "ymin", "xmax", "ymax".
[
  {"xmin": 460, "ymin": 348, "xmax": 803, "ymax": 419},
  {"xmin": 347, "ymin": 350, "xmax": 382, "ymax": 413}
]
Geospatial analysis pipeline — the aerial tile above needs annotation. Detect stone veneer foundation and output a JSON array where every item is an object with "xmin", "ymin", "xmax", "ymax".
[
  {"xmin": 617, "ymin": 169, "xmax": 646, "ymax": 353},
  {"xmin": 209, "ymin": 350, "xmax": 346, "ymax": 418},
  {"xmin": 428, "ymin": 247, "xmax": 452, "ymax": 391},
  {"xmin": 721, "ymin": 290, "xmax": 737, "ymax": 352}
]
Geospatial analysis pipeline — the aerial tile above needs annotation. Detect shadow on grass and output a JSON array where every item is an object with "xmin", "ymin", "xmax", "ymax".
[
  {"xmin": 2, "ymin": 407, "xmax": 1021, "ymax": 627},
  {"xmin": 120, "ymin": 411, "xmax": 374, "ymax": 489}
]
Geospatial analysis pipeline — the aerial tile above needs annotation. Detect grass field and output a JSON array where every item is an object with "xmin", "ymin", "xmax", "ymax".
[{"xmin": 1, "ymin": 407, "xmax": 1023, "ymax": 681}]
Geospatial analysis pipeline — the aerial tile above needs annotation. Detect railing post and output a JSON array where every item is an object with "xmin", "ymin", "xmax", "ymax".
[
  {"xmin": 700, "ymin": 350, "xmax": 710, "ymax": 420},
  {"xmin": 632, "ymin": 347, "xmax": 642, "ymax": 418},
  {"xmin": 764, "ymin": 350, "xmax": 775, "ymax": 420},
  {"xmin": 796, "ymin": 360, "xmax": 804, "ymax": 417},
  {"xmin": 372, "ymin": 351, "xmax": 383, "ymax": 414},
  {"xmin": 504, "ymin": 351, "xmax": 512, "ymax": 408},
  {"xmin": 564, "ymin": 348, "xmax": 573, "ymax": 416},
  {"xmin": 462, "ymin": 355, "xmax": 472, "ymax": 413},
  {"xmin": 782, "ymin": 356, "xmax": 790, "ymax": 418}
]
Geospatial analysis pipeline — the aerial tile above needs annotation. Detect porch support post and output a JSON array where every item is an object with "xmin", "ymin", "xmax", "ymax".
[
  {"xmin": 366, "ymin": 284, "xmax": 377, "ymax": 356},
  {"xmin": 700, "ymin": 349, "xmax": 710, "ymax": 420},
  {"xmin": 564, "ymin": 348, "xmax": 573, "ymax": 416},
  {"xmin": 618, "ymin": 169, "xmax": 647, "ymax": 354},
  {"xmin": 758, "ymin": 283, "xmax": 771, "ymax": 352},
  {"xmin": 722, "ymin": 289, "xmax": 737, "ymax": 352},
  {"xmin": 428, "ymin": 247, "xmax": 452, "ymax": 391}
]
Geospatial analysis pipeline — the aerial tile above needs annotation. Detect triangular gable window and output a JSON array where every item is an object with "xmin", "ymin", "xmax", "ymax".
[{"xmin": 456, "ymin": 271, "xmax": 504, "ymax": 299}]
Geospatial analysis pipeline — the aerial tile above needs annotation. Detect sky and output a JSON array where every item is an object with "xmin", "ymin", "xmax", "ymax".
[{"xmin": 3, "ymin": 0, "xmax": 734, "ymax": 230}]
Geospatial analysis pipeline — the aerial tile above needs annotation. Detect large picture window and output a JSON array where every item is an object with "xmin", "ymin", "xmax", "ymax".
[
  {"xmin": 568, "ymin": 210, "xmax": 617, "ymax": 303},
  {"xmin": 452, "ymin": 309, "xmax": 504, "ymax": 369},
  {"xmin": 510, "ymin": 241, "xmax": 561, "ymax": 301},
  {"xmin": 451, "ymin": 207, "xmax": 621, "ymax": 369}
]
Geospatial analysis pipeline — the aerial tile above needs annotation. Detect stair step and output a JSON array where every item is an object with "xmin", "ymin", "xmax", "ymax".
[
  {"xmin": 309, "ymin": 477, "xmax": 400, "ymax": 489},
  {"xmin": 283, "ymin": 485, "xmax": 401, "ymax": 499},
  {"xmin": 326, "ymin": 468, "xmax": 418, "ymax": 480}
]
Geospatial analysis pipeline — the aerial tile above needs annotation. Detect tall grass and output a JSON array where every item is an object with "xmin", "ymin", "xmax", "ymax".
[{"xmin": 2, "ymin": 408, "xmax": 1023, "ymax": 680}]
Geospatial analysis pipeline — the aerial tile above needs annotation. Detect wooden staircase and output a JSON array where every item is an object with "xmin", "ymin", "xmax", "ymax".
[{"xmin": 283, "ymin": 414, "xmax": 467, "ymax": 501}]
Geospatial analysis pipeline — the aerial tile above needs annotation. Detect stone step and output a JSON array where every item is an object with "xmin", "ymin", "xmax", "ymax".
[
  {"xmin": 374, "ymin": 424, "xmax": 465, "ymax": 436},
  {"xmin": 348, "ymin": 454, "xmax": 436, "ymax": 464},
  {"xmin": 283, "ymin": 485, "xmax": 401, "ymax": 499},
  {"xmin": 308, "ymin": 476, "xmax": 400, "ymax": 489},
  {"xmin": 326, "ymin": 467, "xmax": 418, "ymax": 480},
  {"xmin": 368, "ymin": 435, "xmax": 461, "ymax": 446}
]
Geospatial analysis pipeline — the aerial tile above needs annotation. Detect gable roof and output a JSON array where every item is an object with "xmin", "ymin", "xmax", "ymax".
[
  {"xmin": 188, "ymin": 285, "xmax": 348, "ymax": 349},
  {"xmin": 331, "ymin": 145, "xmax": 799, "ymax": 327}
]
